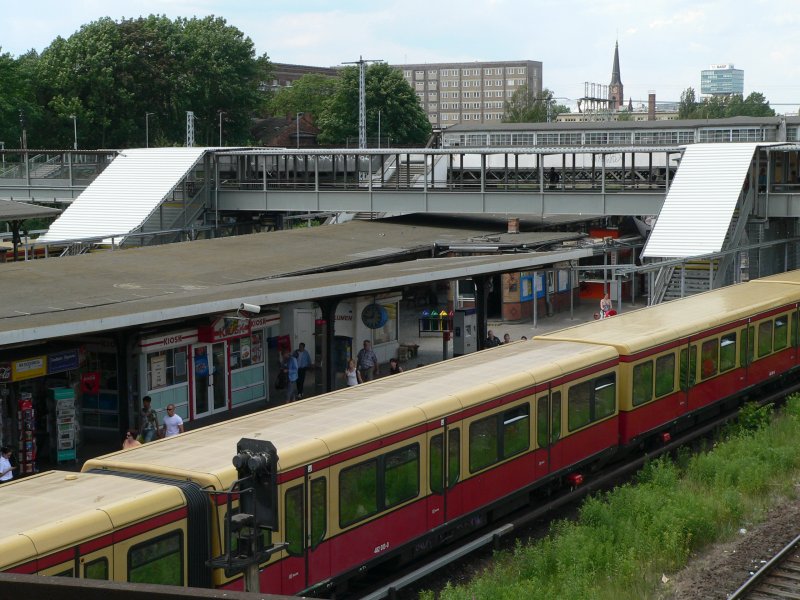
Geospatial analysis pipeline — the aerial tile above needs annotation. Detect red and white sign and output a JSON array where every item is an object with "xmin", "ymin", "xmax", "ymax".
[
  {"xmin": 81, "ymin": 371, "xmax": 101, "ymax": 395},
  {"xmin": 199, "ymin": 316, "xmax": 250, "ymax": 342},
  {"xmin": 139, "ymin": 329, "xmax": 198, "ymax": 350}
]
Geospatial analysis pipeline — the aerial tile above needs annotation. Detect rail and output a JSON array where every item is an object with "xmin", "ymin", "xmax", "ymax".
[{"xmin": 728, "ymin": 532, "xmax": 800, "ymax": 599}]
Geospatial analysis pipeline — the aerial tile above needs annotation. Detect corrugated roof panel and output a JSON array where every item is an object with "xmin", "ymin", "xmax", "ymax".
[
  {"xmin": 39, "ymin": 148, "xmax": 208, "ymax": 243},
  {"xmin": 642, "ymin": 143, "xmax": 762, "ymax": 258}
]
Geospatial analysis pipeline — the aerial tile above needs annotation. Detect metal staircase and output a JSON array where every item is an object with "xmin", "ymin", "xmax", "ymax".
[{"xmin": 132, "ymin": 182, "xmax": 208, "ymax": 246}]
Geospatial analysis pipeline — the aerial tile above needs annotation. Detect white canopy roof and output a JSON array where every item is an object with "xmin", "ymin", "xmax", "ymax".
[{"xmin": 39, "ymin": 147, "xmax": 208, "ymax": 243}]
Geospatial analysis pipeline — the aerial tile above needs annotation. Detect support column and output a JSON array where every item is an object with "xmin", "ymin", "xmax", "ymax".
[
  {"xmin": 115, "ymin": 330, "xmax": 131, "ymax": 435},
  {"xmin": 474, "ymin": 276, "xmax": 489, "ymax": 350},
  {"xmin": 317, "ymin": 298, "xmax": 341, "ymax": 393}
]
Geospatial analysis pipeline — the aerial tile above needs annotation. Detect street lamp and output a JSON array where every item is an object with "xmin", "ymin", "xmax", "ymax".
[
  {"xmin": 377, "ymin": 110, "xmax": 381, "ymax": 149},
  {"xmin": 145, "ymin": 112, "xmax": 155, "ymax": 148},
  {"xmin": 296, "ymin": 112, "xmax": 304, "ymax": 149},
  {"xmin": 69, "ymin": 115, "xmax": 77, "ymax": 150},
  {"xmin": 218, "ymin": 111, "xmax": 224, "ymax": 146}
]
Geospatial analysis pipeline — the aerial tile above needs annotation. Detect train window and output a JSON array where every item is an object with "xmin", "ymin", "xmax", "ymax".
[
  {"xmin": 655, "ymin": 354, "xmax": 675, "ymax": 397},
  {"xmin": 339, "ymin": 459, "xmax": 378, "ymax": 527},
  {"xmin": 430, "ymin": 434, "xmax": 444, "ymax": 494},
  {"xmin": 128, "ymin": 530, "xmax": 183, "ymax": 586},
  {"xmin": 310, "ymin": 478, "xmax": 327, "ymax": 549},
  {"xmin": 720, "ymin": 333, "xmax": 737, "ymax": 372},
  {"xmin": 502, "ymin": 404, "xmax": 530, "ymax": 459},
  {"xmin": 775, "ymin": 315, "xmax": 788, "ymax": 350},
  {"xmin": 632, "ymin": 361, "xmax": 654, "ymax": 406},
  {"xmin": 84, "ymin": 557, "xmax": 108, "ymax": 580},
  {"xmin": 285, "ymin": 485, "xmax": 303, "ymax": 556},
  {"xmin": 384, "ymin": 445, "xmax": 420, "ymax": 508},
  {"xmin": 448, "ymin": 429, "xmax": 460, "ymax": 488},
  {"xmin": 469, "ymin": 416, "xmax": 499, "ymax": 472},
  {"xmin": 595, "ymin": 374, "xmax": 616, "ymax": 419},
  {"xmin": 700, "ymin": 339, "xmax": 719, "ymax": 380},
  {"xmin": 792, "ymin": 312, "xmax": 799, "ymax": 348},
  {"xmin": 758, "ymin": 320, "xmax": 773, "ymax": 357},
  {"xmin": 680, "ymin": 347, "xmax": 697, "ymax": 391},
  {"xmin": 54, "ymin": 568, "xmax": 74, "ymax": 577},
  {"xmin": 568, "ymin": 381, "xmax": 592, "ymax": 430}
]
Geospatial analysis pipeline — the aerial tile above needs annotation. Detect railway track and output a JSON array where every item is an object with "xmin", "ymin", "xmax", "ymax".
[
  {"xmin": 729, "ymin": 533, "xmax": 800, "ymax": 600},
  {"xmin": 351, "ymin": 383, "xmax": 800, "ymax": 600}
]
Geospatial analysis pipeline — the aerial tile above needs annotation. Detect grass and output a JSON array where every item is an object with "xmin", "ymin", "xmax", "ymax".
[{"xmin": 422, "ymin": 396, "xmax": 800, "ymax": 600}]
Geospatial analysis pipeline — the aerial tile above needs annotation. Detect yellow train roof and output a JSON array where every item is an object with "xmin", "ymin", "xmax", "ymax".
[
  {"xmin": 84, "ymin": 339, "xmax": 615, "ymax": 488},
  {"xmin": 0, "ymin": 471, "xmax": 185, "ymax": 569},
  {"xmin": 538, "ymin": 279, "xmax": 800, "ymax": 353}
]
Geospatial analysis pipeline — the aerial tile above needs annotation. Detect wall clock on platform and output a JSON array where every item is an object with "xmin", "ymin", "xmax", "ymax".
[{"xmin": 361, "ymin": 303, "xmax": 388, "ymax": 329}]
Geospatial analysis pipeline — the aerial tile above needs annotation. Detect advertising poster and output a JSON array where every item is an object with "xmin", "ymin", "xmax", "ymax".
[{"xmin": 151, "ymin": 355, "xmax": 168, "ymax": 389}]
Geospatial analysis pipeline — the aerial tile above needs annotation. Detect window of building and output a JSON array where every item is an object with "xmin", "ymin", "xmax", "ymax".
[
  {"xmin": 427, "ymin": 70, "xmax": 438, "ymax": 79},
  {"xmin": 146, "ymin": 348, "xmax": 188, "ymax": 390},
  {"xmin": 415, "ymin": 70, "xmax": 424, "ymax": 78},
  {"xmin": 513, "ymin": 133, "xmax": 535, "ymax": 145}
]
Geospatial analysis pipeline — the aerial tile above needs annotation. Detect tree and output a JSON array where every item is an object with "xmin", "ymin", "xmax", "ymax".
[
  {"xmin": 30, "ymin": 15, "xmax": 269, "ymax": 148},
  {"xmin": 678, "ymin": 87, "xmax": 697, "ymax": 119},
  {"xmin": 269, "ymin": 73, "xmax": 339, "ymax": 120},
  {"xmin": 0, "ymin": 50, "xmax": 38, "ymax": 148},
  {"xmin": 503, "ymin": 87, "xmax": 567, "ymax": 123},
  {"xmin": 316, "ymin": 63, "xmax": 431, "ymax": 146}
]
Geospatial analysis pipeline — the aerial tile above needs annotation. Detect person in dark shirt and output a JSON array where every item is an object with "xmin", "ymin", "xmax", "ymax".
[{"xmin": 485, "ymin": 330, "xmax": 501, "ymax": 348}]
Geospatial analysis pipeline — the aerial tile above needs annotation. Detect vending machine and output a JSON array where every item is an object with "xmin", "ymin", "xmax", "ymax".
[
  {"xmin": 48, "ymin": 387, "xmax": 77, "ymax": 464},
  {"xmin": 17, "ymin": 393, "xmax": 36, "ymax": 475},
  {"xmin": 453, "ymin": 308, "xmax": 477, "ymax": 356}
]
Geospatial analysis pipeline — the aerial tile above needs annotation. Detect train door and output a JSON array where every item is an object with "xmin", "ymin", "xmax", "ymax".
[
  {"xmin": 444, "ymin": 425, "xmax": 462, "ymax": 520},
  {"xmin": 281, "ymin": 468, "xmax": 330, "ymax": 593},
  {"xmin": 678, "ymin": 340, "xmax": 696, "ymax": 415},
  {"xmin": 426, "ymin": 425, "xmax": 446, "ymax": 530},
  {"xmin": 536, "ymin": 390, "xmax": 562, "ymax": 475}
]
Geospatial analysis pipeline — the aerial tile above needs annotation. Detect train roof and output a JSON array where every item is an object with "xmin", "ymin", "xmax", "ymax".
[
  {"xmin": 537, "ymin": 278, "xmax": 800, "ymax": 353},
  {"xmin": 83, "ymin": 339, "xmax": 615, "ymax": 488},
  {"xmin": 0, "ymin": 471, "xmax": 185, "ymax": 568}
]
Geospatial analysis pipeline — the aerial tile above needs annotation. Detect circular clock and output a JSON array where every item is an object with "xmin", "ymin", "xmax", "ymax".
[{"xmin": 361, "ymin": 303, "xmax": 388, "ymax": 329}]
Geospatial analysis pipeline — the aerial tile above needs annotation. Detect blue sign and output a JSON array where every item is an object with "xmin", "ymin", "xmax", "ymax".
[{"xmin": 47, "ymin": 349, "xmax": 80, "ymax": 374}]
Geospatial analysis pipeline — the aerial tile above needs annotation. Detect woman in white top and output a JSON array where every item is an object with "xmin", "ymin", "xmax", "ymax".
[{"xmin": 345, "ymin": 358, "xmax": 362, "ymax": 386}]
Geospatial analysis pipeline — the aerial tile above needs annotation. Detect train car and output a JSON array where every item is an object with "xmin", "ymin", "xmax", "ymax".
[
  {"xmin": 80, "ymin": 338, "xmax": 617, "ymax": 596},
  {"xmin": 537, "ymin": 278, "xmax": 800, "ymax": 446},
  {"xmin": 0, "ymin": 470, "xmax": 204, "ymax": 585}
]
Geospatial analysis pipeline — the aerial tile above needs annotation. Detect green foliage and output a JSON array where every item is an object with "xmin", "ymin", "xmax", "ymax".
[
  {"xmin": 16, "ymin": 15, "xmax": 269, "ymax": 148},
  {"xmin": 316, "ymin": 63, "xmax": 431, "ymax": 146},
  {"xmin": 677, "ymin": 86, "xmax": 775, "ymax": 120},
  {"xmin": 270, "ymin": 73, "xmax": 339, "ymax": 120},
  {"xmin": 0, "ymin": 49, "xmax": 39, "ymax": 148},
  {"xmin": 503, "ymin": 87, "xmax": 568, "ymax": 123},
  {"xmin": 432, "ymin": 394, "xmax": 800, "ymax": 600}
]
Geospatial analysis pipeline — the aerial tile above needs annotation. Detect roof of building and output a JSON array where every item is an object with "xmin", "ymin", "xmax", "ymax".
[
  {"xmin": 0, "ymin": 199, "xmax": 61, "ymax": 221},
  {"xmin": 0, "ymin": 219, "xmax": 586, "ymax": 346}
]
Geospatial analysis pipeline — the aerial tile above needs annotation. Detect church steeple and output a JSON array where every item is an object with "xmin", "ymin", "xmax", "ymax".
[{"xmin": 609, "ymin": 41, "xmax": 624, "ymax": 110}]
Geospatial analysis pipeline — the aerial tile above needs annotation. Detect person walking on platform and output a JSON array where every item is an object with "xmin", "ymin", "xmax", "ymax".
[
  {"xmin": 345, "ymin": 358, "xmax": 362, "ymax": 386},
  {"xmin": 293, "ymin": 342, "xmax": 312, "ymax": 399},
  {"xmin": 282, "ymin": 349, "xmax": 299, "ymax": 402},
  {"xmin": 140, "ymin": 396, "xmax": 159, "ymax": 443},
  {"xmin": 548, "ymin": 167, "xmax": 560, "ymax": 190},
  {"xmin": 0, "ymin": 447, "xmax": 16, "ymax": 482},
  {"xmin": 357, "ymin": 340, "xmax": 379, "ymax": 382},
  {"xmin": 600, "ymin": 293, "xmax": 612, "ymax": 319},
  {"xmin": 161, "ymin": 405, "xmax": 184, "ymax": 438}
]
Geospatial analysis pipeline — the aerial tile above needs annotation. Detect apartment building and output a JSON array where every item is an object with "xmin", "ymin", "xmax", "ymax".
[{"xmin": 394, "ymin": 60, "xmax": 543, "ymax": 128}]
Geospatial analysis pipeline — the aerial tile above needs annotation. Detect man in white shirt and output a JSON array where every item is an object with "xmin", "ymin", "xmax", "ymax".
[
  {"xmin": 0, "ymin": 447, "xmax": 16, "ymax": 482},
  {"xmin": 162, "ymin": 404, "xmax": 184, "ymax": 438}
]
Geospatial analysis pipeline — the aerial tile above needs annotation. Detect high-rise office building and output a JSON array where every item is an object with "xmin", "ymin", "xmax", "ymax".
[
  {"xmin": 701, "ymin": 64, "xmax": 744, "ymax": 96},
  {"xmin": 394, "ymin": 60, "xmax": 542, "ymax": 128}
]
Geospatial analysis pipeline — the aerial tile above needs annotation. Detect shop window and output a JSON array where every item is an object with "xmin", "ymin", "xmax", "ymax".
[
  {"xmin": 128, "ymin": 531, "xmax": 183, "ymax": 586},
  {"xmin": 758, "ymin": 320, "xmax": 773, "ymax": 357},
  {"xmin": 632, "ymin": 361, "xmax": 653, "ymax": 406},
  {"xmin": 285, "ymin": 485, "xmax": 303, "ymax": 556},
  {"xmin": 775, "ymin": 315, "xmax": 788, "ymax": 350},
  {"xmin": 720, "ymin": 333, "xmax": 737, "ymax": 372},
  {"xmin": 230, "ymin": 331, "xmax": 264, "ymax": 370},
  {"xmin": 655, "ymin": 354, "xmax": 675, "ymax": 397},
  {"xmin": 372, "ymin": 302, "xmax": 399, "ymax": 345},
  {"xmin": 701, "ymin": 339, "xmax": 719, "ymax": 380},
  {"xmin": 146, "ymin": 348, "xmax": 188, "ymax": 390}
]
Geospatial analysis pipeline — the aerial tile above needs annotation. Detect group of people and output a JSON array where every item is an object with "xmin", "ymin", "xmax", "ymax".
[
  {"xmin": 279, "ymin": 342, "xmax": 313, "ymax": 402},
  {"xmin": 342, "ymin": 340, "xmax": 404, "ymax": 387},
  {"xmin": 485, "ymin": 330, "xmax": 526, "ymax": 347},
  {"xmin": 124, "ymin": 396, "xmax": 185, "ymax": 449}
]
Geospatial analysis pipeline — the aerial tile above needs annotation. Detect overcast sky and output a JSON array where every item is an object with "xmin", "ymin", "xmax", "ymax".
[{"xmin": 3, "ymin": 0, "xmax": 799, "ymax": 112}]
